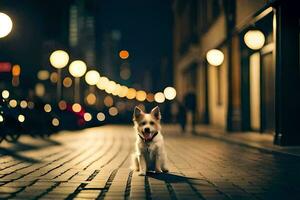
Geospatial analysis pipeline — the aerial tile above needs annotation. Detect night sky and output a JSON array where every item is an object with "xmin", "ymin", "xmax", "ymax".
[
  {"xmin": 95, "ymin": 0, "xmax": 173, "ymax": 90},
  {"xmin": 0, "ymin": 0, "xmax": 173, "ymax": 91}
]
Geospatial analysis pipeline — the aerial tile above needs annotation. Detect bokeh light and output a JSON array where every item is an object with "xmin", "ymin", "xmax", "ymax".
[
  {"xmin": 2, "ymin": 90, "xmax": 9, "ymax": 99},
  {"xmin": 52, "ymin": 118, "xmax": 60, "ymax": 126},
  {"xmin": 96, "ymin": 76, "xmax": 109, "ymax": 90},
  {"xmin": 0, "ymin": 12, "xmax": 13, "ymax": 38},
  {"xmin": 63, "ymin": 77, "xmax": 73, "ymax": 88},
  {"xmin": 109, "ymin": 107, "xmax": 118, "ymax": 116},
  {"xmin": 136, "ymin": 90, "xmax": 147, "ymax": 101},
  {"xmin": 206, "ymin": 49, "xmax": 224, "ymax": 66},
  {"xmin": 20, "ymin": 100, "xmax": 28, "ymax": 109},
  {"xmin": 35, "ymin": 83, "xmax": 45, "ymax": 97},
  {"xmin": 120, "ymin": 67, "xmax": 131, "ymax": 80},
  {"xmin": 104, "ymin": 96, "xmax": 114, "ymax": 107},
  {"xmin": 244, "ymin": 30, "xmax": 265, "ymax": 50},
  {"xmin": 154, "ymin": 92, "xmax": 165, "ymax": 103},
  {"xmin": 97, "ymin": 112, "xmax": 105, "ymax": 121},
  {"xmin": 86, "ymin": 93, "xmax": 97, "ymax": 105},
  {"xmin": 69, "ymin": 60, "xmax": 87, "ymax": 78},
  {"xmin": 9, "ymin": 99, "xmax": 17, "ymax": 108},
  {"xmin": 119, "ymin": 50, "xmax": 129, "ymax": 59},
  {"xmin": 49, "ymin": 50, "xmax": 69, "ymax": 69},
  {"xmin": 105, "ymin": 81, "xmax": 117, "ymax": 94},
  {"xmin": 146, "ymin": 93, "xmax": 154, "ymax": 102},
  {"xmin": 0, "ymin": 115, "xmax": 4, "ymax": 122},
  {"xmin": 85, "ymin": 70, "xmax": 100, "ymax": 85},
  {"xmin": 18, "ymin": 114, "xmax": 25, "ymax": 122},
  {"xmin": 37, "ymin": 70, "xmax": 50, "ymax": 80},
  {"xmin": 44, "ymin": 104, "xmax": 52, "ymax": 113},
  {"xmin": 84, "ymin": 112, "xmax": 92, "ymax": 121},
  {"xmin": 58, "ymin": 100, "xmax": 67, "ymax": 110},
  {"xmin": 163, "ymin": 87, "xmax": 177, "ymax": 100},
  {"xmin": 112, "ymin": 84, "xmax": 121, "ymax": 96},
  {"xmin": 50, "ymin": 72, "xmax": 58, "ymax": 83},
  {"xmin": 28, "ymin": 102, "xmax": 34, "ymax": 109},
  {"xmin": 126, "ymin": 88, "xmax": 136, "ymax": 99},
  {"xmin": 72, "ymin": 103, "xmax": 82, "ymax": 112},
  {"xmin": 118, "ymin": 86, "xmax": 129, "ymax": 98},
  {"xmin": 12, "ymin": 65, "xmax": 21, "ymax": 76}
]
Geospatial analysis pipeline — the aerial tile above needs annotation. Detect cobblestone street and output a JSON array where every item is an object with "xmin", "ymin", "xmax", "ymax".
[{"xmin": 1, "ymin": 125, "xmax": 300, "ymax": 200}]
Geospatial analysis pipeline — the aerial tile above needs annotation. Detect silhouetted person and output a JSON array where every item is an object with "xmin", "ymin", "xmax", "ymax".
[
  {"xmin": 177, "ymin": 102, "xmax": 187, "ymax": 133},
  {"xmin": 184, "ymin": 91, "xmax": 197, "ymax": 134}
]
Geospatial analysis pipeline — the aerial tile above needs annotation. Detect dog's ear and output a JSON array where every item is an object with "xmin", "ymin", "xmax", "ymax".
[
  {"xmin": 151, "ymin": 106, "xmax": 161, "ymax": 120},
  {"xmin": 133, "ymin": 106, "xmax": 143, "ymax": 121}
]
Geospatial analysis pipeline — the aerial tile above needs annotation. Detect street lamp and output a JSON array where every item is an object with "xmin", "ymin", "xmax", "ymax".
[
  {"xmin": 85, "ymin": 70, "xmax": 100, "ymax": 106},
  {"xmin": 164, "ymin": 87, "xmax": 177, "ymax": 100},
  {"xmin": 244, "ymin": 30, "xmax": 265, "ymax": 50},
  {"xmin": 0, "ymin": 12, "xmax": 13, "ymax": 38},
  {"xmin": 69, "ymin": 60, "xmax": 87, "ymax": 103},
  {"xmin": 206, "ymin": 49, "xmax": 224, "ymax": 66},
  {"xmin": 85, "ymin": 70, "xmax": 100, "ymax": 86},
  {"xmin": 49, "ymin": 50, "xmax": 69, "ymax": 101}
]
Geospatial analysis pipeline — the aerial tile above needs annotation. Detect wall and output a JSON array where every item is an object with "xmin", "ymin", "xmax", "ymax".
[{"xmin": 208, "ymin": 47, "xmax": 228, "ymax": 128}]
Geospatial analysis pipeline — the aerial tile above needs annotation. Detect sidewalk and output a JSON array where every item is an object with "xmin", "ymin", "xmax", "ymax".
[{"xmin": 195, "ymin": 125, "xmax": 300, "ymax": 157}]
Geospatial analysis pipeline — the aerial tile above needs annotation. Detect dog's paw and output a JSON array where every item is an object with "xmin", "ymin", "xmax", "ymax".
[
  {"xmin": 162, "ymin": 169, "xmax": 169, "ymax": 173},
  {"xmin": 138, "ymin": 171, "xmax": 146, "ymax": 176},
  {"xmin": 155, "ymin": 169, "xmax": 163, "ymax": 173}
]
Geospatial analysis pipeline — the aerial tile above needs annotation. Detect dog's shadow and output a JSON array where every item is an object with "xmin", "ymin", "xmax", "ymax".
[{"xmin": 147, "ymin": 172, "xmax": 196, "ymax": 183}]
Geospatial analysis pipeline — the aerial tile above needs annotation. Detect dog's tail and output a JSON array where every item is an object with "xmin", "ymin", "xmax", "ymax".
[{"xmin": 130, "ymin": 154, "xmax": 139, "ymax": 171}]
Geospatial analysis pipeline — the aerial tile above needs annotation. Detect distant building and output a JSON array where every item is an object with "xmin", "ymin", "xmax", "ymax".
[{"xmin": 173, "ymin": 0, "xmax": 299, "ymax": 145}]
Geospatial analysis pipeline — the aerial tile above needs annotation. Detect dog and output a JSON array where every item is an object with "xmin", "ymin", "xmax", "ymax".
[{"xmin": 131, "ymin": 106, "xmax": 169, "ymax": 176}]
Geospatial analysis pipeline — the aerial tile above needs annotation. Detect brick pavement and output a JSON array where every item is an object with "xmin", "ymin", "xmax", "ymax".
[{"xmin": 0, "ymin": 125, "xmax": 300, "ymax": 200}]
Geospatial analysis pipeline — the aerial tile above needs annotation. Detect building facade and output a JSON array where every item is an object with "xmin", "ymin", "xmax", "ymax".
[{"xmin": 173, "ymin": 0, "xmax": 300, "ymax": 145}]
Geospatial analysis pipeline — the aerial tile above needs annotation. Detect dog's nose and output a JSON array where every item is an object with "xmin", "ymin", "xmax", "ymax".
[{"xmin": 144, "ymin": 128, "xmax": 150, "ymax": 133}]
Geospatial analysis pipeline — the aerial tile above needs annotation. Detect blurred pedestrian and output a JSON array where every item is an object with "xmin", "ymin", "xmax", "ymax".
[
  {"xmin": 184, "ymin": 90, "xmax": 197, "ymax": 134},
  {"xmin": 177, "ymin": 101, "xmax": 187, "ymax": 133}
]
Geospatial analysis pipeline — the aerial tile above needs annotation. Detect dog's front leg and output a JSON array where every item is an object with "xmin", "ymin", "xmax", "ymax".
[
  {"xmin": 138, "ymin": 154, "xmax": 146, "ymax": 176},
  {"xmin": 154, "ymin": 152, "xmax": 162, "ymax": 173}
]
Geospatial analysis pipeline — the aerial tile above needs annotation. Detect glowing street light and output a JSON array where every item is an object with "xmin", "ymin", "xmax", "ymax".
[
  {"xmin": 85, "ymin": 70, "xmax": 100, "ymax": 85},
  {"xmin": 0, "ymin": 12, "xmax": 13, "ymax": 38},
  {"xmin": 244, "ymin": 30, "xmax": 265, "ymax": 50},
  {"xmin": 164, "ymin": 87, "xmax": 177, "ymax": 100},
  {"xmin": 206, "ymin": 49, "xmax": 224, "ymax": 66},
  {"xmin": 136, "ymin": 90, "xmax": 147, "ymax": 102},
  {"xmin": 69, "ymin": 60, "xmax": 87, "ymax": 103},
  {"xmin": 50, "ymin": 50, "xmax": 69, "ymax": 69},
  {"xmin": 154, "ymin": 92, "xmax": 165, "ymax": 103},
  {"xmin": 69, "ymin": 60, "xmax": 87, "ymax": 78},
  {"xmin": 119, "ymin": 50, "xmax": 129, "ymax": 59},
  {"xmin": 49, "ymin": 50, "xmax": 69, "ymax": 101}
]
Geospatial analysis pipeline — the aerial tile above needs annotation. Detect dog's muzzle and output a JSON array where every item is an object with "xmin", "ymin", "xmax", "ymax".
[{"xmin": 139, "ymin": 131, "xmax": 158, "ymax": 142}]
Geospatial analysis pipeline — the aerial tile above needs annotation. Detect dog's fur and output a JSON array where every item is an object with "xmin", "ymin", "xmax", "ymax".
[{"xmin": 132, "ymin": 106, "xmax": 169, "ymax": 176}]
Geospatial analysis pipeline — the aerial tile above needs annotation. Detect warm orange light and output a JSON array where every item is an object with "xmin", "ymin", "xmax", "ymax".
[
  {"xmin": 104, "ymin": 96, "xmax": 114, "ymax": 107},
  {"xmin": 118, "ymin": 86, "xmax": 129, "ymax": 98},
  {"xmin": 119, "ymin": 50, "xmax": 129, "ymax": 59},
  {"xmin": 146, "ymin": 93, "xmax": 154, "ymax": 102},
  {"xmin": 63, "ymin": 77, "xmax": 73, "ymax": 88},
  {"xmin": 126, "ymin": 88, "xmax": 136, "ymax": 99},
  {"xmin": 108, "ymin": 107, "xmax": 118, "ymax": 116},
  {"xmin": 12, "ymin": 65, "xmax": 21, "ymax": 76},
  {"xmin": 72, "ymin": 103, "xmax": 82, "ymax": 112},
  {"xmin": 86, "ymin": 93, "xmax": 97, "ymax": 105},
  {"xmin": 50, "ymin": 72, "xmax": 58, "ymax": 83},
  {"xmin": 58, "ymin": 100, "xmax": 67, "ymax": 110},
  {"xmin": 84, "ymin": 112, "xmax": 92, "ymax": 121},
  {"xmin": 136, "ymin": 90, "xmax": 147, "ymax": 102}
]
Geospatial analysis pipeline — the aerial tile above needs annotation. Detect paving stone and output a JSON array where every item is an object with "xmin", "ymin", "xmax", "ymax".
[{"xmin": 0, "ymin": 125, "xmax": 300, "ymax": 200}]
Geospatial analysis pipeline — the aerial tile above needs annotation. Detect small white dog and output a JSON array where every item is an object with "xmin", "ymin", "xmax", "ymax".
[{"xmin": 132, "ymin": 106, "xmax": 169, "ymax": 176}]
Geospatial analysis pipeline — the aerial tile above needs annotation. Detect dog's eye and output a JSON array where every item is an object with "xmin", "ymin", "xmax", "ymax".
[
  {"xmin": 150, "ymin": 121, "xmax": 155, "ymax": 125},
  {"xmin": 141, "ymin": 122, "xmax": 146, "ymax": 126}
]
